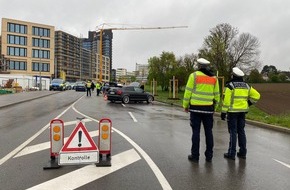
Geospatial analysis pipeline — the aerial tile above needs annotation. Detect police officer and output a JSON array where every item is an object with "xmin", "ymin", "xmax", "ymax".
[
  {"xmin": 221, "ymin": 67, "xmax": 260, "ymax": 160},
  {"xmin": 183, "ymin": 58, "xmax": 220, "ymax": 162},
  {"xmin": 85, "ymin": 80, "xmax": 92, "ymax": 96}
]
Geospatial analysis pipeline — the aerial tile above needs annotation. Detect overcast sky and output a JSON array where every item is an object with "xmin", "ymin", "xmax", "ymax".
[{"xmin": 1, "ymin": 0, "xmax": 290, "ymax": 72}]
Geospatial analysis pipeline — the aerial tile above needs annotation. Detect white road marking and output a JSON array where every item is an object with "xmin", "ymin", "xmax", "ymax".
[
  {"xmin": 273, "ymin": 158, "xmax": 290, "ymax": 169},
  {"xmin": 14, "ymin": 130, "xmax": 99, "ymax": 158},
  {"xmin": 122, "ymin": 103, "xmax": 126, "ymax": 107},
  {"xmin": 128, "ymin": 112, "xmax": 138, "ymax": 122},
  {"xmin": 72, "ymin": 105, "xmax": 173, "ymax": 190},
  {"xmin": 61, "ymin": 118, "xmax": 92, "ymax": 126},
  {"xmin": 27, "ymin": 149, "xmax": 141, "ymax": 190},
  {"xmin": 113, "ymin": 127, "xmax": 172, "ymax": 190},
  {"xmin": 0, "ymin": 96, "xmax": 84, "ymax": 166}
]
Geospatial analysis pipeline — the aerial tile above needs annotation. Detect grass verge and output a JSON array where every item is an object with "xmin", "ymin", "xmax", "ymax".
[{"xmin": 149, "ymin": 86, "xmax": 290, "ymax": 129}]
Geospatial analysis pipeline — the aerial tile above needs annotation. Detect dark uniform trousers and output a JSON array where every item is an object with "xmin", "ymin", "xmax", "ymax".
[
  {"xmin": 190, "ymin": 112, "xmax": 214, "ymax": 160},
  {"xmin": 227, "ymin": 112, "xmax": 247, "ymax": 156}
]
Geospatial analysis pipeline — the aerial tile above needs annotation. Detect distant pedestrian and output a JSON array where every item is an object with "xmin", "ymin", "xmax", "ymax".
[
  {"xmin": 96, "ymin": 82, "xmax": 101, "ymax": 96},
  {"xmin": 91, "ymin": 81, "xmax": 95, "ymax": 92},
  {"xmin": 183, "ymin": 58, "xmax": 220, "ymax": 163},
  {"xmin": 221, "ymin": 67, "xmax": 260, "ymax": 160},
  {"xmin": 85, "ymin": 80, "xmax": 92, "ymax": 96}
]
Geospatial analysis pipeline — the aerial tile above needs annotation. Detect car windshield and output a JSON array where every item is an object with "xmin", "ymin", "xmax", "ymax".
[{"xmin": 52, "ymin": 79, "xmax": 63, "ymax": 83}]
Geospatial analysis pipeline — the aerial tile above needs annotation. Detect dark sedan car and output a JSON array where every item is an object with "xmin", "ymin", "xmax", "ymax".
[
  {"xmin": 75, "ymin": 83, "xmax": 86, "ymax": 92},
  {"xmin": 107, "ymin": 86, "xmax": 154, "ymax": 104}
]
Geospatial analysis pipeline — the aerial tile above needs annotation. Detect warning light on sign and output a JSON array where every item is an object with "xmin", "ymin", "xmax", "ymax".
[{"xmin": 53, "ymin": 126, "xmax": 61, "ymax": 141}]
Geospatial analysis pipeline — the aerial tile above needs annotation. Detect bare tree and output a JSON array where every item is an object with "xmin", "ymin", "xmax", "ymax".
[{"xmin": 199, "ymin": 23, "xmax": 261, "ymax": 81}]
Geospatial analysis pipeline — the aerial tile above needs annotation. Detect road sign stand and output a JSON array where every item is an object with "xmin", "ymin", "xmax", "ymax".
[
  {"xmin": 43, "ymin": 119, "xmax": 64, "ymax": 170},
  {"xmin": 96, "ymin": 153, "xmax": 111, "ymax": 167},
  {"xmin": 96, "ymin": 118, "xmax": 112, "ymax": 167},
  {"xmin": 43, "ymin": 157, "xmax": 61, "ymax": 170}
]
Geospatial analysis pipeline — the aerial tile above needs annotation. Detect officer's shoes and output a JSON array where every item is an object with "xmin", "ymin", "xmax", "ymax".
[
  {"xmin": 205, "ymin": 158, "xmax": 212, "ymax": 162},
  {"xmin": 237, "ymin": 152, "xmax": 246, "ymax": 159},
  {"xmin": 224, "ymin": 153, "xmax": 235, "ymax": 160},
  {"xmin": 188, "ymin": 155, "xmax": 199, "ymax": 163}
]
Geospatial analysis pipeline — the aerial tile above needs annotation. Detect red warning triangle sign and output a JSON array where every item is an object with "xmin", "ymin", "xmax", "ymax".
[{"xmin": 61, "ymin": 122, "xmax": 98, "ymax": 152}]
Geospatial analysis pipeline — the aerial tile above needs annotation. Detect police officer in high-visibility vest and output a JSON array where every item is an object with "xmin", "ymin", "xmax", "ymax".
[
  {"xmin": 183, "ymin": 58, "xmax": 220, "ymax": 163},
  {"xmin": 221, "ymin": 67, "xmax": 260, "ymax": 160},
  {"xmin": 85, "ymin": 80, "xmax": 92, "ymax": 97}
]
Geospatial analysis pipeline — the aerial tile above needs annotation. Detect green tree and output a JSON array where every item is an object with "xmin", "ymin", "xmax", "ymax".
[
  {"xmin": 261, "ymin": 65, "xmax": 278, "ymax": 76},
  {"xmin": 148, "ymin": 52, "xmax": 177, "ymax": 91},
  {"xmin": 199, "ymin": 23, "xmax": 261, "ymax": 82},
  {"xmin": 247, "ymin": 69, "xmax": 264, "ymax": 83},
  {"xmin": 278, "ymin": 73, "xmax": 287, "ymax": 82}
]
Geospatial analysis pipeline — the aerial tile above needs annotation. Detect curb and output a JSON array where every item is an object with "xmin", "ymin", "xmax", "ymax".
[
  {"xmin": 158, "ymin": 101, "xmax": 290, "ymax": 134},
  {"xmin": 0, "ymin": 91, "xmax": 61, "ymax": 109}
]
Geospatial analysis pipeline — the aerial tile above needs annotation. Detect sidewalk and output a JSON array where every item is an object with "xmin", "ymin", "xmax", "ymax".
[{"xmin": 0, "ymin": 90, "xmax": 60, "ymax": 109}]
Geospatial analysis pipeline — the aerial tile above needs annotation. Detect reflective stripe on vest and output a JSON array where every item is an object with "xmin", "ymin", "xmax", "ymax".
[{"xmin": 190, "ymin": 72, "xmax": 217, "ymax": 102}]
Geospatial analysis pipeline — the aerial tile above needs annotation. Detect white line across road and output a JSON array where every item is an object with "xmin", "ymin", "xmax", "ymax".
[
  {"xmin": 14, "ymin": 130, "xmax": 99, "ymax": 158},
  {"xmin": 273, "ymin": 158, "xmax": 290, "ymax": 169},
  {"xmin": 27, "ymin": 149, "xmax": 141, "ymax": 190},
  {"xmin": 0, "ymin": 96, "xmax": 83, "ymax": 166},
  {"xmin": 128, "ymin": 112, "xmax": 138, "ymax": 122},
  {"xmin": 72, "ymin": 105, "xmax": 172, "ymax": 190}
]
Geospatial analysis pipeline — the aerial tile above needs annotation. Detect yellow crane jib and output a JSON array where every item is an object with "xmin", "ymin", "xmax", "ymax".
[{"xmin": 96, "ymin": 23, "xmax": 188, "ymax": 82}]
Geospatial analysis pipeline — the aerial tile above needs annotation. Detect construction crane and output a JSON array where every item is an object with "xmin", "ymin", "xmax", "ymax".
[{"xmin": 96, "ymin": 23, "xmax": 188, "ymax": 82}]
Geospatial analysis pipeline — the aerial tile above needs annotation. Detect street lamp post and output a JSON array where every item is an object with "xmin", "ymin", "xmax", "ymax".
[{"xmin": 39, "ymin": 36, "xmax": 42, "ymax": 91}]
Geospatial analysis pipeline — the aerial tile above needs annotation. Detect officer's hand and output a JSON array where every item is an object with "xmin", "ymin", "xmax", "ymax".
[
  {"xmin": 247, "ymin": 100, "xmax": 253, "ymax": 106},
  {"xmin": 184, "ymin": 108, "xmax": 189, "ymax": 113},
  {"xmin": 221, "ymin": 113, "xmax": 226, "ymax": 120}
]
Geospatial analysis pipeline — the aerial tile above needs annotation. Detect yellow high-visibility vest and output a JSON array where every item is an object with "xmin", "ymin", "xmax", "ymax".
[
  {"xmin": 86, "ymin": 82, "xmax": 92, "ymax": 88},
  {"xmin": 183, "ymin": 71, "xmax": 220, "ymax": 109},
  {"xmin": 222, "ymin": 81, "xmax": 260, "ymax": 113}
]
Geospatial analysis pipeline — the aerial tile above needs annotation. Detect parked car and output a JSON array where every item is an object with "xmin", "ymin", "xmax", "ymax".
[
  {"xmin": 107, "ymin": 85, "xmax": 154, "ymax": 104},
  {"xmin": 49, "ymin": 78, "xmax": 66, "ymax": 91},
  {"xmin": 102, "ymin": 82, "xmax": 122, "ymax": 95},
  {"xmin": 65, "ymin": 82, "xmax": 72, "ymax": 90},
  {"xmin": 75, "ymin": 82, "xmax": 86, "ymax": 92}
]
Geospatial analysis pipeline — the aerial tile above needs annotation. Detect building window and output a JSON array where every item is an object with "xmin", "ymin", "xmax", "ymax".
[
  {"xmin": 7, "ymin": 35, "xmax": 27, "ymax": 45},
  {"xmin": 32, "ymin": 26, "xmax": 50, "ymax": 37},
  {"xmin": 7, "ymin": 23, "xmax": 27, "ymax": 34},
  {"xmin": 32, "ymin": 38, "xmax": 50, "ymax": 48},
  {"xmin": 9, "ymin": 61, "xmax": 27, "ymax": 70},
  {"xmin": 7, "ymin": 47, "xmax": 27, "ymax": 57},
  {"xmin": 32, "ymin": 62, "xmax": 50, "ymax": 72},
  {"xmin": 32, "ymin": 49, "xmax": 50, "ymax": 59}
]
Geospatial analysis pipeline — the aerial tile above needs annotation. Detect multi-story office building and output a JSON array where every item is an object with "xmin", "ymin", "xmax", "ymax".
[
  {"xmin": 55, "ymin": 31, "xmax": 111, "ymax": 82},
  {"xmin": 96, "ymin": 54, "xmax": 110, "ymax": 82},
  {"xmin": 135, "ymin": 63, "xmax": 149, "ymax": 82},
  {"xmin": 55, "ymin": 30, "xmax": 81, "ymax": 82},
  {"xmin": 87, "ymin": 30, "xmax": 113, "ymax": 78},
  {"xmin": 0, "ymin": 18, "xmax": 55, "ymax": 79},
  {"xmin": 1, "ymin": 18, "xmax": 111, "ymax": 84}
]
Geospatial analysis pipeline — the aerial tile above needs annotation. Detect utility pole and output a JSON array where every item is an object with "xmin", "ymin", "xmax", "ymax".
[{"xmin": 39, "ymin": 36, "xmax": 42, "ymax": 91}]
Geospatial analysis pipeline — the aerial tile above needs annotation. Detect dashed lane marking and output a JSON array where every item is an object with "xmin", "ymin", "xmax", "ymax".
[
  {"xmin": 273, "ymin": 158, "xmax": 290, "ymax": 169},
  {"xmin": 128, "ymin": 112, "xmax": 138, "ymax": 122}
]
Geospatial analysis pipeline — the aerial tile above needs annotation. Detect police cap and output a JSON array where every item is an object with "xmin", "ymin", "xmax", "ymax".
[
  {"xmin": 197, "ymin": 58, "xmax": 210, "ymax": 65},
  {"xmin": 232, "ymin": 67, "xmax": 245, "ymax": 77}
]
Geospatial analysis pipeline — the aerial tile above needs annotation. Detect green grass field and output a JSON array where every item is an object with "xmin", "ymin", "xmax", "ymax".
[{"xmin": 147, "ymin": 85, "xmax": 290, "ymax": 129}]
